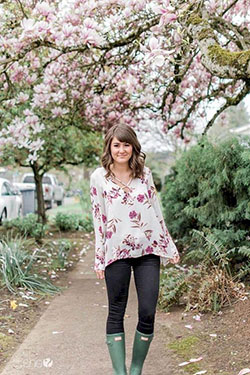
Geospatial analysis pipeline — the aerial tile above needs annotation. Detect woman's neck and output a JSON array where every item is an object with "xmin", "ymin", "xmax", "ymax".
[{"xmin": 111, "ymin": 163, "xmax": 131, "ymax": 176}]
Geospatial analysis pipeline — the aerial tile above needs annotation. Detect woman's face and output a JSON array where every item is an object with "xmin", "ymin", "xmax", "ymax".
[{"xmin": 110, "ymin": 136, "xmax": 133, "ymax": 165}]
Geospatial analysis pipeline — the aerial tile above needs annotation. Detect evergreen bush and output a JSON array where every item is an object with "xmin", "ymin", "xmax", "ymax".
[
  {"xmin": 54, "ymin": 212, "xmax": 93, "ymax": 232},
  {"xmin": 3, "ymin": 214, "xmax": 47, "ymax": 240},
  {"xmin": 161, "ymin": 136, "xmax": 250, "ymax": 277}
]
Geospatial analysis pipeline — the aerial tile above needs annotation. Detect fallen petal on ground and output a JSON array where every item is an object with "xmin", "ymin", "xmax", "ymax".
[
  {"xmin": 238, "ymin": 369, "xmax": 250, "ymax": 375},
  {"xmin": 189, "ymin": 356, "xmax": 203, "ymax": 363},
  {"xmin": 193, "ymin": 314, "xmax": 201, "ymax": 321},
  {"xmin": 178, "ymin": 361, "xmax": 190, "ymax": 367}
]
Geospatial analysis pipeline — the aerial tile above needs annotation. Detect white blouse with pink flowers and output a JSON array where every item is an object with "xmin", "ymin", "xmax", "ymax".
[{"xmin": 90, "ymin": 166, "xmax": 179, "ymax": 271}]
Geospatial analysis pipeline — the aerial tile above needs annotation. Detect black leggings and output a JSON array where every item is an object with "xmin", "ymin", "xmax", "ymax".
[{"xmin": 104, "ymin": 254, "xmax": 160, "ymax": 335}]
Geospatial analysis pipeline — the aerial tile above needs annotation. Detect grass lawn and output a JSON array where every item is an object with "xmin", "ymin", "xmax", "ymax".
[{"xmin": 47, "ymin": 198, "xmax": 84, "ymax": 223}]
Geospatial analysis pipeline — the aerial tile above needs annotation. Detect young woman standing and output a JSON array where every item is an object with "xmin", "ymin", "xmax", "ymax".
[{"xmin": 90, "ymin": 124, "xmax": 180, "ymax": 374}]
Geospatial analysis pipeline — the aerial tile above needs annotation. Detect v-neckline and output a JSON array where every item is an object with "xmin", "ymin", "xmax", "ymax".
[{"xmin": 108, "ymin": 176, "xmax": 134, "ymax": 193}]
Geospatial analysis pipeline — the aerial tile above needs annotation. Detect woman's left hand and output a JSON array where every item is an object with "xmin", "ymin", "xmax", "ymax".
[{"xmin": 169, "ymin": 254, "xmax": 180, "ymax": 264}]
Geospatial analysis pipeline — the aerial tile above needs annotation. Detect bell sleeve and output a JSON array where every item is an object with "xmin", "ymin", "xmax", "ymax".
[
  {"xmin": 146, "ymin": 168, "xmax": 179, "ymax": 261},
  {"xmin": 90, "ymin": 171, "xmax": 107, "ymax": 271}
]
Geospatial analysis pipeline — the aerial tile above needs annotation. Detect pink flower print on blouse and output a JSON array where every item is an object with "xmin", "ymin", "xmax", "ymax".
[
  {"xmin": 159, "ymin": 233, "xmax": 170, "ymax": 250},
  {"xmin": 148, "ymin": 189, "xmax": 152, "ymax": 199},
  {"xmin": 107, "ymin": 217, "xmax": 121, "ymax": 235},
  {"xmin": 94, "ymin": 203, "xmax": 101, "ymax": 220},
  {"xmin": 102, "ymin": 214, "xmax": 107, "ymax": 224},
  {"xmin": 106, "ymin": 187, "xmax": 121, "ymax": 204},
  {"xmin": 144, "ymin": 229, "xmax": 153, "ymax": 241},
  {"xmin": 122, "ymin": 234, "xmax": 142, "ymax": 252},
  {"xmin": 145, "ymin": 246, "xmax": 153, "ymax": 254},
  {"xmin": 121, "ymin": 191, "xmax": 134, "ymax": 206},
  {"xmin": 106, "ymin": 231, "xmax": 113, "ymax": 239},
  {"xmin": 129, "ymin": 212, "xmax": 147, "ymax": 229},
  {"xmin": 114, "ymin": 246, "xmax": 131, "ymax": 259},
  {"xmin": 137, "ymin": 194, "xmax": 145, "ymax": 203},
  {"xmin": 129, "ymin": 210, "xmax": 137, "ymax": 219},
  {"xmin": 92, "ymin": 187, "xmax": 97, "ymax": 196}
]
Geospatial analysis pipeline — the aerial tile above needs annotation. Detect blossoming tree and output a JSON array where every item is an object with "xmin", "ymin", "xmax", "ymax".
[{"xmin": 0, "ymin": 0, "xmax": 249, "ymax": 220}]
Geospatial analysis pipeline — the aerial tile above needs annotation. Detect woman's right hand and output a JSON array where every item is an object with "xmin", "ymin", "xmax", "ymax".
[{"xmin": 96, "ymin": 270, "xmax": 105, "ymax": 279}]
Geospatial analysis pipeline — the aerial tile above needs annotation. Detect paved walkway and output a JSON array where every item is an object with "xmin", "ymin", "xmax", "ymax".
[{"xmin": 0, "ymin": 248, "xmax": 171, "ymax": 375}]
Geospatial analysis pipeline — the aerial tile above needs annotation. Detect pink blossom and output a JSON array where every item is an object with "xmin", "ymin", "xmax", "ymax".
[
  {"xmin": 148, "ymin": 189, "xmax": 152, "ymax": 199},
  {"xmin": 51, "ymin": 107, "xmax": 69, "ymax": 117},
  {"xmin": 159, "ymin": 12, "xmax": 177, "ymax": 27},
  {"xmin": 27, "ymin": 153, "xmax": 38, "ymax": 164},
  {"xmin": 21, "ymin": 19, "xmax": 36, "ymax": 35},
  {"xmin": 17, "ymin": 93, "xmax": 29, "ymax": 103},
  {"xmin": 35, "ymin": 2, "xmax": 54, "ymax": 17},
  {"xmin": 29, "ymin": 139, "xmax": 45, "ymax": 152},
  {"xmin": 102, "ymin": 214, "xmax": 107, "ymax": 223},
  {"xmin": 145, "ymin": 246, "xmax": 153, "ymax": 254},
  {"xmin": 106, "ymin": 231, "xmax": 113, "ymax": 239},
  {"xmin": 26, "ymin": 115, "xmax": 39, "ymax": 125},
  {"xmin": 92, "ymin": 187, "xmax": 97, "ymax": 196},
  {"xmin": 129, "ymin": 211, "xmax": 137, "ymax": 219},
  {"xmin": 137, "ymin": 194, "xmax": 145, "ymax": 203}
]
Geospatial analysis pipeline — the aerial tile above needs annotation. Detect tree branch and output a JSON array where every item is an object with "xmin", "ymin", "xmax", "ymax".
[
  {"xmin": 187, "ymin": 13, "xmax": 250, "ymax": 79},
  {"xmin": 202, "ymin": 79, "xmax": 250, "ymax": 134}
]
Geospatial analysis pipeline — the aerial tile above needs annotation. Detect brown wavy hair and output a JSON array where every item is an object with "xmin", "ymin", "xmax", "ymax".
[{"xmin": 101, "ymin": 124, "xmax": 146, "ymax": 179}]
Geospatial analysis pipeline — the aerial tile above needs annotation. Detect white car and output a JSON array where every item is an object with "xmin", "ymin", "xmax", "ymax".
[
  {"xmin": 21, "ymin": 173, "xmax": 64, "ymax": 208},
  {"xmin": 0, "ymin": 178, "xmax": 23, "ymax": 224}
]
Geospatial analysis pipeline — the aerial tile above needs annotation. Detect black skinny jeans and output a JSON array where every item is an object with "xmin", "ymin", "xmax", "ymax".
[{"xmin": 104, "ymin": 254, "xmax": 160, "ymax": 335}]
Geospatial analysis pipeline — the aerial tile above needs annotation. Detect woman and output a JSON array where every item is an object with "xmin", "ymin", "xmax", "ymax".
[{"xmin": 90, "ymin": 124, "xmax": 180, "ymax": 375}]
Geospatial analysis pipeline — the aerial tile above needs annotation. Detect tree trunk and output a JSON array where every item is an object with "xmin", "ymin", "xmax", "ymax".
[{"xmin": 31, "ymin": 163, "xmax": 47, "ymax": 225}]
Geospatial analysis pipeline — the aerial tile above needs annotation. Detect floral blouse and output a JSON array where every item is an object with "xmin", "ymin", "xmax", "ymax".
[{"xmin": 90, "ymin": 166, "xmax": 179, "ymax": 271}]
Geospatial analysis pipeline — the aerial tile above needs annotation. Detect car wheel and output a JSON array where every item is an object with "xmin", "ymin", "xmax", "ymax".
[
  {"xmin": 57, "ymin": 200, "xmax": 63, "ymax": 206},
  {"xmin": 45, "ymin": 200, "xmax": 53, "ymax": 210},
  {"xmin": 0, "ymin": 209, "xmax": 7, "ymax": 225}
]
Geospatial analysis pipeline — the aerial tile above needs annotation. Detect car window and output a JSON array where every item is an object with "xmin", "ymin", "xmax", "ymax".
[
  {"xmin": 23, "ymin": 176, "xmax": 35, "ymax": 183},
  {"xmin": 23, "ymin": 175, "xmax": 52, "ymax": 185},
  {"xmin": 1, "ymin": 182, "xmax": 11, "ymax": 195},
  {"xmin": 42, "ymin": 176, "xmax": 51, "ymax": 184}
]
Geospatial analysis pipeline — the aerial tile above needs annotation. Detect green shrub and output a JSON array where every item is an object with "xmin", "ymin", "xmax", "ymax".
[
  {"xmin": 3, "ymin": 214, "xmax": 47, "ymax": 239},
  {"xmin": 79, "ymin": 214, "xmax": 93, "ymax": 232},
  {"xmin": 158, "ymin": 263, "xmax": 246, "ymax": 313},
  {"xmin": 54, "ymin": 212, "xmax": 93, "ymax": 232},
  {"xmin": 54, "ymin": 212, "xmax": 80, "ymax": 231},
  {"xmin": 158, "ymin": 266, "xmax": 190, "ymax": 310},
  {"xmin": 0, "ymin": 235, "xmax": 60, "ymax": 295},
  {"xmin": 161, "ymin": 136, "xmax": 250, "ymax": 277}
]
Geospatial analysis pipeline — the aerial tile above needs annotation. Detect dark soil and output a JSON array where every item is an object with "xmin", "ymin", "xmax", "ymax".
[{"xmin": 157, "ymin": 298, "xmax": 250, "ymax": 375}]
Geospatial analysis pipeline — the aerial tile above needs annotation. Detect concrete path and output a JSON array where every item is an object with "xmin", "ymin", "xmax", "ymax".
[{"xmin": 0, "ymin": 247, "xmax": 171, "ymax": 375}]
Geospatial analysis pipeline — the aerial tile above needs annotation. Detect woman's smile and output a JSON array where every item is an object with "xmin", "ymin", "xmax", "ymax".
[{"xmin": 110, "ymin": 136, "xmax": 133, "ymax": 163}]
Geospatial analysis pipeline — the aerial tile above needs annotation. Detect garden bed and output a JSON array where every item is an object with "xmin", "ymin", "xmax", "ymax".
[{"xmin": 0, "ymin": 228, "xmax": 92, "ymax": 372}]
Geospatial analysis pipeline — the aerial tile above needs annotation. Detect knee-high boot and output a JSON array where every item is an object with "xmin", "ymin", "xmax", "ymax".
[
  {"xmin": 129, "ymin": 330, "xmax": 154, "ymax": 375},
  {"xmin": 106, "ymin": 332, "xmax": 127, "ymax": 375}
]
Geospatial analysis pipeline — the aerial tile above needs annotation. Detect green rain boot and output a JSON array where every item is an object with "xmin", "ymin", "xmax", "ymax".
[
  {"xmin": 106, "ymin": 332, "xmax": 128, "ymax": 375},
  {"xmin": 129, "ymin": 330, "xmax": 154, "ymax": 375}
]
